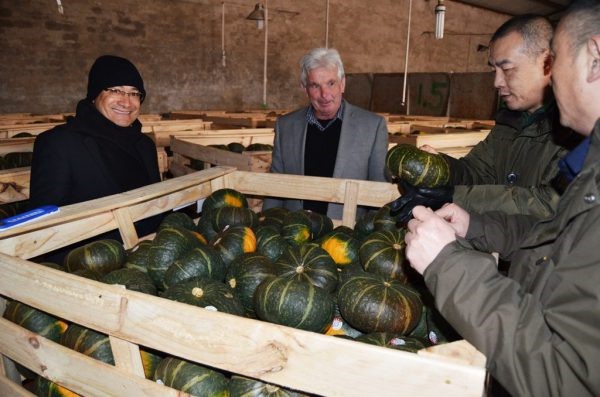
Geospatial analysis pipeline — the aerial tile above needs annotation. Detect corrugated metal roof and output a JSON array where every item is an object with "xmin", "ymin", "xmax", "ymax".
[{"xmin": 454, "ymin": 0, "xmax": 570, "ymax": 19}]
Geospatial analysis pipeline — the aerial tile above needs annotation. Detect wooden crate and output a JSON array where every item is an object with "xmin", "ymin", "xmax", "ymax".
[
  {"xmin": 0, "ymin": 167, "xmax": 487, "ymax": 396},
  {"xmin": 170, "ymin": 135, "xmax": 274, "ymax": 174},
  {"xmin": 149, "ymin": 128, "xmax": 273, "ymax": 148},
  {"xmin": 0, "ymin": 167, "xmax": 29, "ymax": 204},
  {"xmin": 389, "ymin": 130, "xmax": 490, "ymax": 154}
]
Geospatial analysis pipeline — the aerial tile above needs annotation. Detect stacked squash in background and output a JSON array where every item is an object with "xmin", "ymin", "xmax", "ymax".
[{"xmin": 3, "ymin": 183, "xmax": 459, "ymax": 396}]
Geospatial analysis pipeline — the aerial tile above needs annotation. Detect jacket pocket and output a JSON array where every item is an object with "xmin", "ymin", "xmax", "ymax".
[{"xmin": 526, "ymin": 256, "xmax": 560, "ymax": 303}]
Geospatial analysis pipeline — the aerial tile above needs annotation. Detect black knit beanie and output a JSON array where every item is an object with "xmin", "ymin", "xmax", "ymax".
[{"xmin": 86, "ymin": 55, "xmax": 146, "ymax": 102}]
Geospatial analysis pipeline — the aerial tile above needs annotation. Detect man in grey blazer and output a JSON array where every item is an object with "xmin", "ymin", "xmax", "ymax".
[{"xmin": 262, "ymin": 48, "xmax": 389, "ymax": 220}]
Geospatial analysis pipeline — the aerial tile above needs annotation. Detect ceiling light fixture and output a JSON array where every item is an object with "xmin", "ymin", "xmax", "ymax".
[
  {"xmin": 247, "ymin": 3, "xmax": 265, "ymax": 30},
  {"xmin": 435, "ymin": 0, "xmax": 445, "ymax": 39}
]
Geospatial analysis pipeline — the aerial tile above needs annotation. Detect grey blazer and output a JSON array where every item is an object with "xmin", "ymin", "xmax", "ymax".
[{"xmin": 263, "ymin": 100, "xmax": 389, "ymax": 220}]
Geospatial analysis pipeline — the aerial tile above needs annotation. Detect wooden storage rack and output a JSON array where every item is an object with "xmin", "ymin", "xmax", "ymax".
[{"xmin": 0, "ymin": 167, "xmax": 487, "ymax": 396}]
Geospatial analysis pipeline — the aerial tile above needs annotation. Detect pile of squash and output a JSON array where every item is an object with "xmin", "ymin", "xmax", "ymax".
[{"xmin": 4, "ymin": 188, "xmax": 459, "ymax": 397}]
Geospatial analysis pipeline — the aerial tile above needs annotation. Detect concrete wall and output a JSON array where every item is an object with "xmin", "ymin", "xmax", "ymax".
[{"xmin": 0, "ymin": 0, "xmax": 509, "ymax": 115}]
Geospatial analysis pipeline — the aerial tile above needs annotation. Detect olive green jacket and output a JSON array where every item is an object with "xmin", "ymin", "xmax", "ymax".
[
  {"xmin": 424, "ymin": 119, "xmax": 600, "ymax": 396},
  {"xmin": 445, "ymin": 104, "xmax": 573, "ymax": 218}
]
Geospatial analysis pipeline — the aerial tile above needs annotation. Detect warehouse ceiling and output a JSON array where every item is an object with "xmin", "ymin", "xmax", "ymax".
[{"xmin": 454, "ymin": 0, "xmax": 571, "ymax": 19}]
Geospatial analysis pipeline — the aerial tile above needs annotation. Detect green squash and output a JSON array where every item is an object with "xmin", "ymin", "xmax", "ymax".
[
  {"xmin": 210, "ymin": 225, "xmax": 257, "ymax": 267},
  {"xmin": 255, "ymin": 276, "xmax": 335, "ymax": 333},
  {"xmin": 60, "ymin": 324, "xmax": 114, "ymax": 365},
  {"xmin": 304, "ymin": 210, "xmax": 333, "ymax": 239},
  {"xmin": 228, "ymin": 142, "xmax": 246, "ymax": 153},
  {"xmin": 34, "ymin": 376, "xmax": 82, "ymax": 396},
  {"xmin": 386, "ymin": 143, "xmax": 450, "ymax": 188},
  {"xmin": 140, "ymin": 349, "xmax": 164, "ymax": 380},
  {"xmin": 3, "ymin": 300, "xmax": 69, "ymax": 380},
  {"xmin": 281, "ymin": 210, "xmax": 312, "ymax": 246},
  {"xmin": 245, "ymin": 143, "xmax": 273, "ymax": 151},
  {"xmin": 124, "ymin": 240, "xmax": 154, "ymax": 273},
  {"xmin": 337, "ymin": 272, "xmax": 422, "ymax": 334},
  {"xmin": 153, "ymin": 356, "xmax": 230, "ymax": 397},
  {"xmin": 202, "ymin": 188, "xmax": 248, "ymax": 213},
  {"xmin": 101, "ymin": 268, "xmax": 157, "ymax": 295},
  {"xmin": 212, "ymin": 206, "xmax": 258, "ymax": 232},
  {"xmin": 319, "ymin": 230, "xmax": 360, "ymax": 267},
  {"xmin": 196, "ymin": 209, "xmax": 219, "ymax": 242},
  {"xmin": 3, "ymin": 151, "xmax": 33, "ymax": 169},
  {"xmin": 255, "ymin": 225, "xmax": 287, "ymax": 262},
  {"xmin": 163, "ymin": 244, "xmax": 227, "ymax": 287},
  {"xmin": 226, "ymin": 252, "xmax": 277, "ymax": 317},
  {"xmin": 324, "ymin": 302, "xmax": 363, "ymax": 338},
  {"xmin": 359, "ymin": 229, "xmax": 410, "ymax": 281},
  {"xmin": 354, "ymin": 332, "xmax": 430, "ymax": 353},
  {"xmin": 258, "ymin": 207, "xmax": 290, "ymax": 232},
  {"xmin": 70, "ymin": 268, "xmax": 103, "ymax": 281},
  {"xmin": 229, "ymin": 375, "xmax": 309, "ymax": 397},
  {"xmin": 373, "ymin": 204, "xmax": 400, "ymax": 232},
  {"xmin": 275, "ymin": 243, "xmax": 338, "ymax": 293},
  {"xmin": 158, "ymin": 211, "xmax": 196, "ymax": 231},
  {"xmin": 162, "ymin": 277, "xmax": 245, "ymax": 316},
  {"xmin": 64, "ymin": 239, "xmax": 125, "ymax": 275},
  {"xmin": 147, "ymin": 226, "xmax": 200, "ymax": 290},
  {"xmin": 354, "ymin": 211, "xmax": 377, "ymax": 242}
]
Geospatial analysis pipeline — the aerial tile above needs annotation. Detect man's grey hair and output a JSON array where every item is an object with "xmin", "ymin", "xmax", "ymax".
[
  {"xmin": 299, "ymin": 48, "xmax": 345, "ymax": 87},
  {"xmin": 491, "ymin": 14, "xmax": 553, "ymax": 58},
  {"xmin": 558, "ymin": 0, "xmax": 600, "ymax": 58}
]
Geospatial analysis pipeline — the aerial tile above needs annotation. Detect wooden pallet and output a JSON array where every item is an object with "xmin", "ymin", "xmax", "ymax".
[{"xmin": 0, "ymin": 168, "xmax": 487, "ymax": 397}]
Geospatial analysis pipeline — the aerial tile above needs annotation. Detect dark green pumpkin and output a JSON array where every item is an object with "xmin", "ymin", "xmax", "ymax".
[
  {"xmin": 408, "ymin": 303, "xmax": 460, "ymax": 345},
  {"xmin": 359, "ymin": 229, "xmax": 410, "ymax": 281},
  {"xmin": 196, "ymin": 209, "xmax": 219, "ymax": 242},
  {"xmin": 101, "ymin": 268, "xmax": 157, "ymax": 295},
  {"xmin": 304, "ymin": 210, "xmax": 333, "ymax": 239},
  {"xmin": 319, "ymin": 230, "xmax": 360, "ymax": 267},
  {"xmin": 60, "ymin": 324, "xmax": 114, "ymax": 365},
  {"xmin": 226, "ymin": 252, "xmax": 277, "ymax": 317},
  {"xmin": 124, "ymin": 240, "xmax": 154, "ymax": 273},
  {"xmin": 34, "ymin": 376, "xmax": 82, "ymax": 396},
  {"xmin": 147, "ymin": 226, "xmax": 199, "ymax": 290},
  {"xmin": 255, "ymin": 276, "xmax": 335, "ymax": 333},
  {"xmin": 64, "ymin": 239, "xmax": 125, "ymax": 275},
  {"xmin": 337, "ymin": 272, "xmax": 422, "ymax": 334},
  {"xmin": 229, "ymin": 375, "xmax": 309, "ymax": 397},
  {"xmin": 158, "ymin": 211, "xmax": 196, "ymax": 231},
  {"xmin": 385, "ymin": 143, "xmax": 450, "ymax": 188},
  {"xmin": 70, "ymin": 268, "xmax": 103, "ymax": 280},
  {"xmin": 245, "ymin": 143, "xmax": 273, "ymax": 151},
  {"xmin": 4, "ymin": 300, "xmax": 69, "ymax": 379},
  {"xmin": 202, "ymin": 188, "xmax": 248, "ymax": 213},
  {"xmin": 373, "ymin": 204, "xmax": 400, "ymax": 232},
  {"xmin": 210, "ymin": 225, "xmax": 257, "ymax": 267},
  {"xmin": 275, "ymin": 243, "xmax": 338, "ymax": 293},
  {"xmin": 153, "ymin": 356, "xmax": 229, "ymax": 397},
  {"xmin": 212, "ymin": 206, "xmax": 258, "ymax": 232},
  {"xmin": 3, "ymin": 151, "xmax": 33, "ymax": 169},
  {"xmin": 162, "ymin": 277, "xmax": 245, "ymax": 316},
  {"xmin": 324, "ymin": 302, "xmax": 363, "ymax": 338},
  {"xmin": 281, "ymin": 210, "xmax": 312, "ymax": 246},
  {"xmin": 255, "ymin": 225, "xmax": 287, "ymax": 262},
  {"xmin": 228, "ymin": 142, "xmax": 246, "ymax": 153},
  {"xmin": 163, "ymin": 244, "xmax": 227, "ymax": 287},
  {"xmin": 258, "ymin": 207, "xmax": 290, "ymax": 231},
  {"xmin": 354, "ymin": 332, "xmax": 430, "ymax": 353},
  {"xmin": 12, "ymin": 132, "xmax": 35, "ymax": 138},
  {"xmin": 354, "ymin": 211, "xmax": 377, "ymax": 242}
]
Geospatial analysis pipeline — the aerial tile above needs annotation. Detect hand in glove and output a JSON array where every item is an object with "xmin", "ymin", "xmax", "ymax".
[{"xmin": 389, "ymin": 179, "xmax": 454, "ymax": 225}]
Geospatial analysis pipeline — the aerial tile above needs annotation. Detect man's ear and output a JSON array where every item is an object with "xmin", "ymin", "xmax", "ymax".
[
  {"xmin": 543, "ymin": 50, "xmax": 552, "ymax": 76},
  {"xmin": 587, "ymin": 35, "xmax": 600, "ymax": 83}
]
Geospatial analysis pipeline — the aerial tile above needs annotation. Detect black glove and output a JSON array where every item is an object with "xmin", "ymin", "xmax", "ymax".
[{"xmin": 389, "ymin": 179, "xmax": 454, "ymax": 225}]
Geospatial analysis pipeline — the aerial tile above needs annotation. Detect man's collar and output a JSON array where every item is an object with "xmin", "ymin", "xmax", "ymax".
[{"xmin": 306, "ymin": 101, "xmax": 345, "ymax": 131}]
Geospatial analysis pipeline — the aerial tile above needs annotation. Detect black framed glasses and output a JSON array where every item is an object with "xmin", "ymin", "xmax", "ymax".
[{"xmin": 104, "ymin": 88, "xmax": 144, "ymax": 101}]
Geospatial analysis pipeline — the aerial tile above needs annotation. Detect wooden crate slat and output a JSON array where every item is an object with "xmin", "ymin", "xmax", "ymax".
[
  {"xmin": 389, "ymin": 130, "xmax": 489, "ymax": 149},
  {"xmin": 0, "ymin": 318, "xmax": 181, "ymax": 397},
  {"xmin": 0, "ymin": 256, "xmax": 487, "ymax": 397}
]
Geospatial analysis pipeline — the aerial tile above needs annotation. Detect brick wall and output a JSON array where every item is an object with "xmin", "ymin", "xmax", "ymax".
[{"xmin": 0, "ymin": 0, "xmax": 508, "ymax": 115}]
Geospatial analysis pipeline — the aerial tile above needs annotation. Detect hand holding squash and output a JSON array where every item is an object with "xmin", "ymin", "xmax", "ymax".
[{"xmin": 389, "ymin": 179, "xmax": 454, "ymax": 225}]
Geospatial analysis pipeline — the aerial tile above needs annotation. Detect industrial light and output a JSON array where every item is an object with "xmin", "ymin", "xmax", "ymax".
[
  {"xmin": 247, "ymin": 3, "xmax": 265, "ymax": 30},
  {"xmin": 435, "ymin": 0, "xmax": 445, "ymax": 39}
]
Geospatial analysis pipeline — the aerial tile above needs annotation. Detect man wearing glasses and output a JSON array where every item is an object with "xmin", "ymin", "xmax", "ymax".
[{"xmin": 30, "ymin": 55, "xmax": 161, "ymax": 236}]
